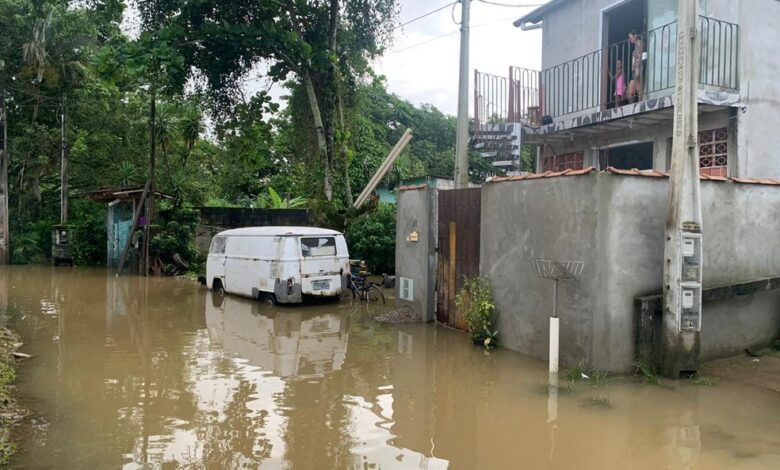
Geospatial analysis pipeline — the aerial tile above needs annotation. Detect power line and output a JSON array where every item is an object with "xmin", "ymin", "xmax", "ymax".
[
  {"xmin": 389, "ymin": 30, "xmax": 460, "ymax": 54},
  {"xmin": 388, "ymin": 14, "xmax": 519, "ymax": 55},
  {"xmin": 476, "ymin": 0, "xmax": 546, "ymax": 7},
  {"xmin": 396, "ymin": 2, "xmax": 458, "ymax": 30}
]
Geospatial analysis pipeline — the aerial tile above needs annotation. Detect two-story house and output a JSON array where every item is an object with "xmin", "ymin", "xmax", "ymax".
[{"xmin": 475, "ymin": 0, "xmax": 778, "ymax": 180}]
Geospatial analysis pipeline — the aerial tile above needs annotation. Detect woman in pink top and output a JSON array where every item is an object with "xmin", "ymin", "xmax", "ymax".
[{"xmin": 612, "ymin": 59, "xmax": 626, "ymax": 106}]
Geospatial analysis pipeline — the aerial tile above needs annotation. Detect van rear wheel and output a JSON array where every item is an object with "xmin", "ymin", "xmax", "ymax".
[{"xmin": 261, "ymin": 293, "xmax": 277, "ymax": 307}]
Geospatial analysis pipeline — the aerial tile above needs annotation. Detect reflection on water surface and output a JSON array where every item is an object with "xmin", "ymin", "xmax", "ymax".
[{"xmin": 0, "ymin": 266, "xmax": 777, "ymax": 469}]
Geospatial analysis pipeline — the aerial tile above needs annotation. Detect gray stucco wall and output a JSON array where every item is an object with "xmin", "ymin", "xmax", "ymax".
[
  {"xmin": 480, "ymin": 175, "xmax": 601, "ymax": 366},
  {"xmin": 395, "ymin": 188, "xmax": 437, "ymax": 322},
  {"xmin": 481, "ymin": 172, "xmax": 780, "ymax": 372},
  {"xmin": 536, "ymin": 0, "xmax": 780, "ymax": 178}
]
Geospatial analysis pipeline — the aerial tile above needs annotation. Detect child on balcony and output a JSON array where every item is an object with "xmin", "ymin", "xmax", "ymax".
[{"xmin": 612, "ymin": 59, "xmax": 626, "ymax": 106}]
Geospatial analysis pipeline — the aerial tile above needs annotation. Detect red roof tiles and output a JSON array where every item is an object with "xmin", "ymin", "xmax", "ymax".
[
  {"xmin": 398, "ymin": 184, "xmax": 428, "ymax": 191},
  {"xmin": 484, "ymin": 167, "xmax": 780, "ymax": 186}
]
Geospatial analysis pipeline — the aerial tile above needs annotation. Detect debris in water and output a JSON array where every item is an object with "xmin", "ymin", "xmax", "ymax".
[
  {"xmin": 12, "ymin": 352, "xmax": 31, "ymax": 359},
  {"xmin": 373, "ymin": 307, "xmax": 419, "ymax": 324}
]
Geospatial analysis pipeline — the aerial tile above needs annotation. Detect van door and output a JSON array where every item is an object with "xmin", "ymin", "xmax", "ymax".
[
  {"xmin": 207, "ymin": 236, "xmax": 227, "ymax": 290},
  {"xmin": 299, "ymin": 236, "xmax": 342, "ymax": 296}
]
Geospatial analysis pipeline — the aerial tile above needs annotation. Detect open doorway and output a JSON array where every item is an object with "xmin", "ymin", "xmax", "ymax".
[
  {"xmin": 599, "ymin": 141, "xmax": 654, "ymax": 170},
  {"xmin": 602, "ymin": 0, "xmax": 647, "ymax": 109}
]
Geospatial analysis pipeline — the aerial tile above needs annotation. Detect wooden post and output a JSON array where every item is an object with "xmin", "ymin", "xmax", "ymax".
[
  {"xmin": 353, "ymin": 128, "xmax": 412, "ymax": 209},
  {"xmin": 117, "ymin": 180, "xmax": 151, "ymax": 275},
  {"xmin": 448, "ymin": 221, "xmax": 457, "ymax": 325},
  {"xmin": 662, "ymin": 0, "xmax": 702, "ymax": 378},
  {"xmin": 0, "ymin": 85, "xmax": 8, "ymax": 264},
  {"xmin": 60, "ymin": 93, "xmax": 68, "ymax": 224}
]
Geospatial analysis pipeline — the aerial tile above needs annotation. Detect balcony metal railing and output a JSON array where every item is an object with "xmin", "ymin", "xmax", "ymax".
[
  {"xmin": 474, "ymin": 16, "xmax": 739, "ymax": 130},
  {"xmin": 542, "ymin": 16, "xmax": 739, "ymax": 119}
]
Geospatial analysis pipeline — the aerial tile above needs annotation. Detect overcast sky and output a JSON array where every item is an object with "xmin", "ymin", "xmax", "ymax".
[{"xmin": 375, "ymin": 0, "xmax": 544, "ymax": 116}]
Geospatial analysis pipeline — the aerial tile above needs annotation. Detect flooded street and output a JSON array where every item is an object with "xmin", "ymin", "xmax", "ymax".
[{"xmin": 0, "ymin": 266, "xmax": 778, "ymax": 469}]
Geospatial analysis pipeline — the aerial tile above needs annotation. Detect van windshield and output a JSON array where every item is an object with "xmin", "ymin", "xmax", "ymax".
[
  {"xmin": 300, "ymin": 237, "xmax": 336, "ymax": 257},
  {"xmin": 211, "ymin": 236, "xmax": 226, "ymax": 254}
]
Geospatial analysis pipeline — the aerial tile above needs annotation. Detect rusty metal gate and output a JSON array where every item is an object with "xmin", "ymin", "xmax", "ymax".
[{"xmin": 436, "ymin": 188, "xmax": 481, "ymax": 329}]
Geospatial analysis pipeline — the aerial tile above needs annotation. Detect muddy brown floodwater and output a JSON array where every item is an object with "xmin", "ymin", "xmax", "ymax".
[{"xmin": 1, "ymin": 266, "xmax": 778, "ymax": 469}]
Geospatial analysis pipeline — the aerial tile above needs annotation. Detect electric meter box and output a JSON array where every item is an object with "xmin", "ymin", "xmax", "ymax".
[
  {"xmin": 679, "ymin": 283, "xmax": 701, "ymax": 332},
  {"xmin": 680, "ymin": 233, "xmax": 702, "ymax": 283}
]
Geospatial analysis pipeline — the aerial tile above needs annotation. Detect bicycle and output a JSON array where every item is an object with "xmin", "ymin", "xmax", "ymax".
[{"xmin": 349, "ymin": 272, "xmax": 385, "ymax": 304}]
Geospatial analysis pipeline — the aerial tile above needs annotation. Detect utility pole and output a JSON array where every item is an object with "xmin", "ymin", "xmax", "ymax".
[
  {"xmin": 60, "ymin": 94, "xmax": 68, "ymax": 224},
  {"xmin": 454, "ymin": 0, "xmax": 471, "ymax": 189},
  {"xmin": 0, "ymin": 68, "xmax": 8, "ymax": 265},
  {"xmin": 662, "ymin": 0, "xmax": 702, "ymax": 378},
  {"xmin": 143, "ymin": 91, "xmax": 156, "ymax": 276}
]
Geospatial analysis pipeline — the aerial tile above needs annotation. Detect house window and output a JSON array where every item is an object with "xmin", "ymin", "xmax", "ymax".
[
  {"xmin": 699, "ymin": 127, "xmax": 728, "ymax": 177},
  {"xmin": 543, "ymin": 151, "xmax": 584, "ymax": 172},
  {"xmin": 601, "ymin": 142, "xmax": 654, "ymax": 170}
]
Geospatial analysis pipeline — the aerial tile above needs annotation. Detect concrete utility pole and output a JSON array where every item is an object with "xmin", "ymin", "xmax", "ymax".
[
  {"xmin": 454, "ymin": 0, "xmax": 471, "ymax": 189},
  {"xmin": 0, "ymin": 81, "xmax": 8, "ymax": 265},
  {"xmin": 143, "ymin": 91, "xmax": 156, "ymax": 276},
  {"xmin": 60, "ymin": 94, "xmax": 68, "ymax": 224},
  {"xmin": 662, "ymin": 0, "xmax": 702, "ymax": 378}
]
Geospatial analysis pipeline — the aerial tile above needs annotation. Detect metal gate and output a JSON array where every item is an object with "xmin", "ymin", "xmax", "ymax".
[{"xmin": 436, "ymin": 188, "xmax": 481, "ymax": 329}]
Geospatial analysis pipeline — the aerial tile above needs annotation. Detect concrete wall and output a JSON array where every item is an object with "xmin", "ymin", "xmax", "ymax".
[
  {"xmin": 481, "ymin": 175, "xmax": 602, "ymax": 366},
  {"xmin": 395, "ymin": 188, "xmax": 437, "ymax": 322},
  {"xmin": 481, "ymin": 172, "xmax": 780, "ymax": 372}
]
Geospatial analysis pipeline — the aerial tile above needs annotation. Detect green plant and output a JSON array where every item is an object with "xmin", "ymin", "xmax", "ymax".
[
  {"xmin": 455, "ymin": 277, "xmax": 499, "ymax": 349},
  {"xmin": 346, "ymin": 202, "xmax": 396, "ymax": 275},
  {"xmin": 633, "ymin": 357, "xmax": 660, "ymax": 385},
  {"xmin": 689, "ymin": 374, "xmax": 716, "ymax": 386},
  {"xmin": 254, "ymin": 186, "xmax": 307, "ymax": 209},
  {"xmin": 150, "ymin": 207, "xmax": 201, "ymax": 274},
  {"xmin": 69, "ymin": 199, "xmax": 108, "ymax": 265},
  {"xmin": 11, "ymin": 220, "xmax": 53, "ymax": 264}
]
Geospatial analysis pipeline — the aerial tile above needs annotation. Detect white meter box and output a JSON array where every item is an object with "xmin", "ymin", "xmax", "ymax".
[
  {"xmin": 680, "ymin": 233, "xmax": 702, "ymax": 283},
  {"xmin": 679, "ymin": 283, "xmax": 701, "ymax": 332}
]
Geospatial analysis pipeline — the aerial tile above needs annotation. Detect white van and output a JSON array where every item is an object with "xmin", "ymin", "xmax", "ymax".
[{"xmin": 206, "ymin": 227, "xmax": 350, "ymax": 304}]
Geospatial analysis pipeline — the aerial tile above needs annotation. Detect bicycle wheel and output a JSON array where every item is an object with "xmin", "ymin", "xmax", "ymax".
[{"xmin": 366, "ymin": 286, "xmax": 385, "ymax": 304}]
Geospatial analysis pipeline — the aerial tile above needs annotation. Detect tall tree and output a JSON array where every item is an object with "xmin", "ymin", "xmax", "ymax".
[{"xmin": 142, "ymin": 0, "xmax": 399, "ymax": 202}]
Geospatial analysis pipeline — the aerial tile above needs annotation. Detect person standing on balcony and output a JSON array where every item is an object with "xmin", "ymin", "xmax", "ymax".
[
  {"xmin": 611, "ymin": 59, "xmax": 626, "ymax": 106},
  {"xmin": 628, "ymin": 30, "xmax": 645, "ymax": 102}
]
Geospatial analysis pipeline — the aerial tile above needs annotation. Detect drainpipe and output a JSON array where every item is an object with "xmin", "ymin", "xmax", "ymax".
[{"xmin": 519, "ymin": 21, "xmax": 543, "ymax": 31}]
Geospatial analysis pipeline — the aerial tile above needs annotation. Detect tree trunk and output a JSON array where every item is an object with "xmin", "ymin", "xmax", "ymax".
[
  {"xmin": 303, "ymin": 72, "xmax": 333, "ymax": 201},
  {"xmin": 336, "ymin": 86, "xmax": 353, "ymax": 206}
]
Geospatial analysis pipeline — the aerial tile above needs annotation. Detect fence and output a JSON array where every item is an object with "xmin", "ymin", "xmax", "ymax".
[{"xmin": 475, "ymin": 16, "xmax": 739, "ymax": 126}]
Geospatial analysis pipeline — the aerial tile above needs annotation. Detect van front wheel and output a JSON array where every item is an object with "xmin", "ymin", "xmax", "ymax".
[
  {"xmin": 261, "ymin": 293, "xmax": 277, "ymax": 307},
  {"xmin": 213, "ymin": 279, "xmax": 225, "ymax": 296}
]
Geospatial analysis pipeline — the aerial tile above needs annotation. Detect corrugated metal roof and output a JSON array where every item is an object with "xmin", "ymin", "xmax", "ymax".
[
  {"xmin": 513, "ymin": 0, "xmax": 571, "ymax": 26},
  {"xmin": 216, "ymin": 226, "xmax": 343, "ymax": 237}
]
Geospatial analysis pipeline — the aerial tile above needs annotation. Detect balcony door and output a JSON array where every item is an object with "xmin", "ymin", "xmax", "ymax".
[{"xmin": 601, "ymin": 0, "xmax": 647, "ymax": 110}]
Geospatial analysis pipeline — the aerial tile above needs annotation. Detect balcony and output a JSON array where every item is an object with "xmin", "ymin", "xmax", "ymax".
[{"xmin": 474, "ymin": 16, "xmax": 740, "ymax": 138}]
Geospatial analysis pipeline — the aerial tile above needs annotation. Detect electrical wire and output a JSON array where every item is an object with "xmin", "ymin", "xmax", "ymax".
[
  {"xmin": 476, "ymin": 0, "xmax": 546, "ymax": 7},
  {"xmin": 388, "ymin": 14, "xmax": 519, "ymax": 55},
  {"xmin": 396, "ymin": 2, "xmax": 458, "ymax": 30}
]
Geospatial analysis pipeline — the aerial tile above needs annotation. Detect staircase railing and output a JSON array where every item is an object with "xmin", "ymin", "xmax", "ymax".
[{"xmin": 474, "ymin": 66, "xmax": 540, "ymax": 137}]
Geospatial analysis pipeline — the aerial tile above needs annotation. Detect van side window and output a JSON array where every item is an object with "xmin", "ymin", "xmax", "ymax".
[
  {"xmin": 211, "ymin": 236, "xmax": 227, "ymax": 255},
  {"xmin": 301, "ymin": 237, "xmax": 336, "ymax": 257}
]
